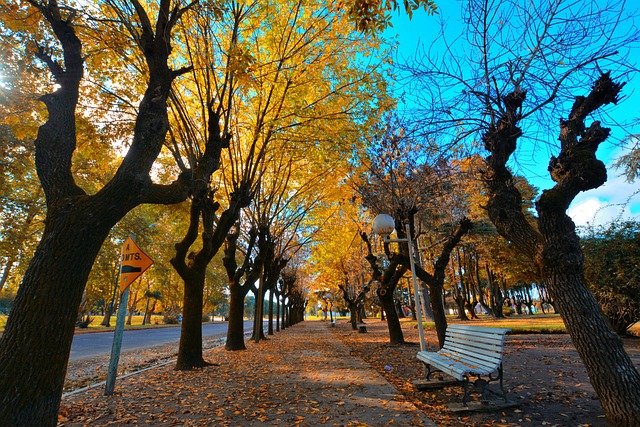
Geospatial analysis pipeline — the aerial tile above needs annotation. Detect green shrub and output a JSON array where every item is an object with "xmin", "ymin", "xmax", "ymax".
[
  {"xmin": 0, "ymin": 292, "xmax": 16, "ymax": 315},
  {"xmin": 582, "ymin": 221, "xmax": 640, "ymax": 335},
  {"xmin": 164, "ymin": 315, "xmax": 180, "ymax": 324}
]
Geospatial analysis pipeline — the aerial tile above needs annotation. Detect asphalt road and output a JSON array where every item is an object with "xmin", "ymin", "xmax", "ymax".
[{"xmin": 69, "ymin": 321, "xmax": 256, "ymax": 361}]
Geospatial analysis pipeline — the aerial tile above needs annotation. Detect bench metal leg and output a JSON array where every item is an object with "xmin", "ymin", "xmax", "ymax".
[
  {"xmin": 461, "ymin": 379, "xmax": 471, "ymax": 405},
  {"xmin": 424, "ymin": 363, "xmax": 435, "ymax": 380},
  {"xmin": 492, "ymin": 364, "xmax": 507, "ymax": 402}
]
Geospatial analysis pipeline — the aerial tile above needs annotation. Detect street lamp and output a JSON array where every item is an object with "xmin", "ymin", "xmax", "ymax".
[{"xmin": 371, "ymin": 214, "xmax": 426, "ymax": 351}]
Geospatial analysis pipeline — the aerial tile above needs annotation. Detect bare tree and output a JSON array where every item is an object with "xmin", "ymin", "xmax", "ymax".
[
  {"xmin": 401, "ymin": 0, "xmax": 640, "ymax": 423},
  {"xmin": 358, "ymin": 115, "xmax": 471, "ymax": 346}
]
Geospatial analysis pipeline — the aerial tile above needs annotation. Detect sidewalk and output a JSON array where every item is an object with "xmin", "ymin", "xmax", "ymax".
[{"xmin": 60, "ymin": 320, "xmax": 437, "ymax": 426}]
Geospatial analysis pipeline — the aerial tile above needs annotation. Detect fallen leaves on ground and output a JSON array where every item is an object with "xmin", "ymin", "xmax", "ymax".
[
  {"xmin": 332, "ymin": 319, "xmax": 640, "ymax": 427},
  {"xmin": 59, "ymin": 320, "xmax": 639, "ymax": 426}
]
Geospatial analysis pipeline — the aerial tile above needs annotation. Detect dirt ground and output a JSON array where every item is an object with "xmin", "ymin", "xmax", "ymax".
[
  {"xmin": 331, "ymin": 318, "xmax": 640, "ymax": 427},
  {"xmin": 60, "ymin": 319, "xmax": 640, "ymax": 426}
]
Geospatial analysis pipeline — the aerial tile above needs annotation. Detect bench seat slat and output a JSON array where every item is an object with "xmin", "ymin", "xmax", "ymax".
[
  {"xmin": 417, "ymin": 351, "xmax": 493, "ymax": 380},
  {"xmin": 440, "ymin": 349, "xmax": 498, "ymax": 370}
]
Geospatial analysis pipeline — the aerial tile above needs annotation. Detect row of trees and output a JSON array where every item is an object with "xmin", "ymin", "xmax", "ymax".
[
  {"xmin": 1, "ymin": 0, "xmax": 640, "ymax": 426},
  {"xmin": 312, "ymin": 1, "xmax": 640, "ymax": 426},
  {"xmin": 0, "ymin": 0, "xmax": 423, "ymax": 423}
]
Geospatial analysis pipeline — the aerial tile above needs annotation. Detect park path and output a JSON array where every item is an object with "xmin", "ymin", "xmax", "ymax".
[{"xmin": 60, "ymin": 320, "xmax": 437, "ymax": 426}]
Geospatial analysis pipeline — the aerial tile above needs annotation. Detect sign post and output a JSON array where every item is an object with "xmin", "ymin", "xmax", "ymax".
[{"xmin": 105, "ymin": 235, "xmax": 154, "ymax": 395}]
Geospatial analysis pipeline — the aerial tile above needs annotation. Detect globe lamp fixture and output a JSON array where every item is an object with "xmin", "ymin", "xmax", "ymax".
[{"xmin": 372, "ymin": 214, "xmax": 395, "ymax": 237}]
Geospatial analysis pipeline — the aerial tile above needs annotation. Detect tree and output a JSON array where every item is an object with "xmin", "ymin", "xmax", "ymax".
[
  {"xmin": 0, "ymin": 0, "xmax": 423, "ymax": 418},
  {"xmin": 402, "ymin": 1, "xmax": 640, "ymax": 422},
  {"xmin": 165, "ymin": 0, "xmax": 254, "ymax": 370},
  {"xmin": 357, "ymin": 116, "xmax": 472, "ymax": 346},
  {"xmin": 348, "ymin": 0, "xmax": 437, "ymax": 33},
  {"xmin": 224, "ymin": 222, "xmax": 262, "ymax": 350},
  {"xmin": 338, "ymin": 277, "xmax": 370, "ymax": 330},
  {"xmin": 0, "ymin": 1, "xmax": 197, "ymax": 424},
  {"xmin": 213, "ymin": 0, "xmax": 391, "ymax": 348},
  {"xmin": 582, "ymin": 220, "xmax": 640, "ymax": 335}
]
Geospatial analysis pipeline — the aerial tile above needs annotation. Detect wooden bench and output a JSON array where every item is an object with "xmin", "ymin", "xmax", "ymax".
[{"xmin": 416, "ymin": 324, "xmax": 510, "ymax": 405}]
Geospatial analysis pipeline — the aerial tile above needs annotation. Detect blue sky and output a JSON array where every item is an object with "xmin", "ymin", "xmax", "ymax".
[{"xmin": 384, "ymin": 1, "xmax": 640, "ymax": 227}]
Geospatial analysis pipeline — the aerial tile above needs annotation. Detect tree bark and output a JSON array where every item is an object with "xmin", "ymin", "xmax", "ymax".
[
  {"xmin": 175, "ymin": 270, "xmax": 207, "ymax": 369},
  {"xmin": 268, "ymin": 290, "xmax": 275, "ymax": 335},
  {"xmin": 483, "ymin": 74, "xmax": 640, "ymax": 425},
  {"xmin": 224, "ymin": 227, "xmax": 261, "ymax": 351},
  {"xmin": 0, "ymin": 217, "xmax": 111, "ymax": 425},
  {"xmin": 226, "ymin": 282, "xmax": 249, "ymax": 351}
]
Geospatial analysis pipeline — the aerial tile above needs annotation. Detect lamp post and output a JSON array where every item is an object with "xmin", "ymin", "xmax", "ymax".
[{"xmin": 372, "ymin": 214, "xmax": 427, "ymax": 351}]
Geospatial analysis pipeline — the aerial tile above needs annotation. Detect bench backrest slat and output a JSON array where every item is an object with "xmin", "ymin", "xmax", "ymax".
[
  {"xmin": 438, "ymin": 352, "xmax": 496, "ymax": 372},
  {"xmin": 441, "ymin": 344, "xmax": 503, "ymax": 369},
  {"xmin": 439, "ymin": 324, "xmax": 510, "ymax": 370},
  {"xmin": 445, "ymin": 339, "xmax": 503, "ymax": 358},
  {"xmin": 446, "ymin": 324, "xmax": 511, "ymax": 336},
  {"xmin": 445, "ymin": 328, "xmax": 508, "ymax": 341}
]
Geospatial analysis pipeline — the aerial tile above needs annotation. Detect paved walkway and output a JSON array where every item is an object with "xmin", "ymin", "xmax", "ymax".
[{"xmin": 61, "ymin": 320, "xmax": 437, "ymax": 426}]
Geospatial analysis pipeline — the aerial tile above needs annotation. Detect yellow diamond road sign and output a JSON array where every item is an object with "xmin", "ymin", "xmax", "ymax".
[{"xmin": 119, "ymin": 236, "xmax": 154, "ymax": 292}]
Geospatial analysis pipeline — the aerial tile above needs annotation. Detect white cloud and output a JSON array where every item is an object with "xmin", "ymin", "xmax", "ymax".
[{"xmin": 567, "ymin": 168, "xmax": 640, "ymax": 227}]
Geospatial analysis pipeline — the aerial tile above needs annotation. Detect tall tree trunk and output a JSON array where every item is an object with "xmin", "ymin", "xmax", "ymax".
[
  {"xmin": 419, "ymin": 282, "xmax": 434, "ymax": 321},
  {"xmin": 473, "ymin": 253, "xmax": 493, "ymax": 315},
  {"xmin": 275, "ymin": 294, "xmax": 281, "ymax": 332},
  {"xmin": 223, "ymin": 227, "xmax": 261, "ymax": 350},
  {"xmin": 101, "ymin": 268, "xmax": 119, "ymax": 327},
  {"xmin": 126, "ymin": 288, "xmax": 139, "ymax": 325},
  {"xmin": 451, "ymin": 260, "xmax": 469, "ymax": 321},
  {"xmin": 349, "ymin": 302, "xmax": 358, "ymax": 330},
  {"xmin": 144, "ymin": 299, "xmax": 157, "ymax": 324},
  {"xmin": 378, "ymin": 284, "xmax": 404, "ymax": 344},
  {"xmin": 283, "ymin": 301, "xmax": 289, "ymax": 328},
  {"xmin": 428, "ymin": 284, "xmax": 448, "ymax": 348},
  {"xmin": 0, "ymin": 218, "xmax": 111, "ymax": 425},
  {"xmin": 226, "ymin": 283, "xmax": 248, "ymax": 350},
  {"xmin": 252, "ymin": 280, "xmax": 266, "ymax": 342},
  {"xmin": 537, "ymin": 183, "xmax": 640, "ymax": 425},
  {"xmin": 268, "ymin": 290, "xmax": 275, "ymax": 335},
  {"xmin": 175, "ymin": 271, "xmax": 207, "ymax": 369},
  {"xmin": 0, "ymin": 260, "xmax": 15, "ymax": 293}
]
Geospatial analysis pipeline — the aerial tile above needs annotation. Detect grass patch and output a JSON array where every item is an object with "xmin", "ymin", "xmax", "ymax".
[
  {"xmin": 418, "ymin": 313, "xmax": 568, "ymax": 334},
  {"xmin": 77, "ymin": 315, "xmax": 181, "ymax": 333}
]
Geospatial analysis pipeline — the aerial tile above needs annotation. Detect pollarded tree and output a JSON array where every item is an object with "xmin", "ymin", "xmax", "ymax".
[
  {"xmin": 0, "ymin": 1, "xmax": 198, "ymax": 424},
  {"xmin": 164, "ymin": 1, "xmax": 253, "ymax": 370},
  {"xmin": 402, "ymin": 0, "xmax": 640, "ymax": 423},
  {"xmin": 357, "ymin": 115, "xmax": 472, "ymax": 346},
  {"xmin": 0, "ymin": 0, "xmax": 421, "ymax": 420},
  {"xmin": 337, "ymin": 265, "xmax": 370, "ymax": 330}
]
